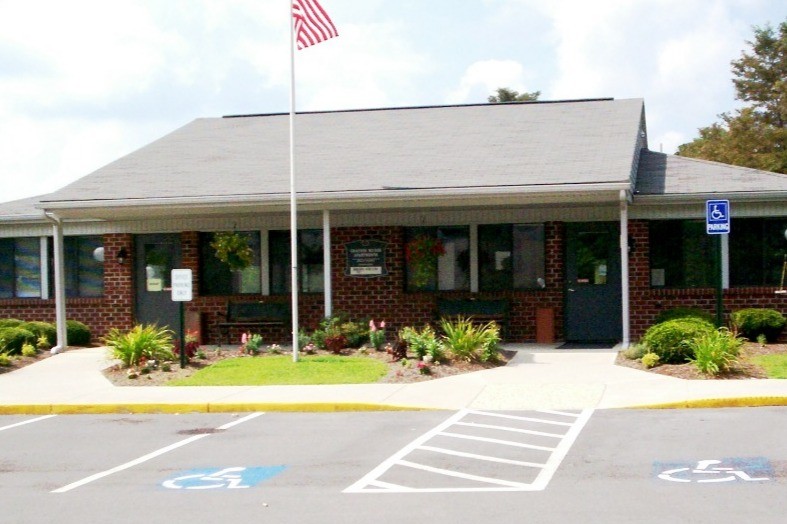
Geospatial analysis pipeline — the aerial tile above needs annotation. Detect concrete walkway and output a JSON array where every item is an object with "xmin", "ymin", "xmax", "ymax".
[{"xmin": 1, "ymin": 344, "xmax": 786, "ymax": 414}]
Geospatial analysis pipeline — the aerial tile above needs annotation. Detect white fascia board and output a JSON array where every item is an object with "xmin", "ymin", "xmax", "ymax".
[{"xmin": 38, "ymin": 182, "xmax": 632, "ymax": 217}]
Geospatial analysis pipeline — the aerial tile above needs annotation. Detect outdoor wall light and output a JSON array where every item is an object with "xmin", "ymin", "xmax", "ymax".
[{"xmin": 116, "ymin": 247, "xmax": 128, "ymax": 265}]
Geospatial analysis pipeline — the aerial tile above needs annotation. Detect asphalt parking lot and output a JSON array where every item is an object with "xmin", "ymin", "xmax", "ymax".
[{"xmin": 2, "ymin": 408, "xmax": 785, "ymax": 523}]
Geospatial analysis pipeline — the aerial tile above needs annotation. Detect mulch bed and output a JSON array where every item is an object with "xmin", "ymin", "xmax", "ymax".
[
  {"xmin": 615, "ymin": 342, "xmax": 786, "ymax": 380},
  {"xmin": 101, "ymin": 346, "xmax": 518, "ymax": 387}
]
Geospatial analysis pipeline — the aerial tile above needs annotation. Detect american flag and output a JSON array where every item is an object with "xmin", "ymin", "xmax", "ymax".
[{"xmin": 293, "ymin": 0, "xmax": 338, "ymax": 50}]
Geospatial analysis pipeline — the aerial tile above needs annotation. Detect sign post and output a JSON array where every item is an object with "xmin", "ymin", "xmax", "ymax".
[
  {"xmin": 171, "ymin": 269, "xmax": 193, "ymax": 369},
  {"xmin": 706, "ymin": 200, "xmax": 730, "ymax": 327}
]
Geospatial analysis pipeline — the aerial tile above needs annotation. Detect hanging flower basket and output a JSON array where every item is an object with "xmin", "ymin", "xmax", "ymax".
[
  {"xmin": 211, "ymin": 232, "xmax": 253, "ymax": 271},
  {"xmin": 406, "ymin": 234, "xmax": 445, "ymax": 288}
]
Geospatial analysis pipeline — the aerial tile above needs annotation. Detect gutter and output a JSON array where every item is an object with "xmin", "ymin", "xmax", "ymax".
[{"xmin": 37, "ymin": 182, "xmax": 633, "ymax": 211}]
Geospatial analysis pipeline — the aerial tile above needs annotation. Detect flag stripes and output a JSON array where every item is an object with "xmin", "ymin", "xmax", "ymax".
[{"xmin": 293, "ymin": 0, "xmax": 338, "ymax": 49}]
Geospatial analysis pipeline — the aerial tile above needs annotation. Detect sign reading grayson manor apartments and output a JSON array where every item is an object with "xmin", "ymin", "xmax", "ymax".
[{"xmin": 345, "ymin": 240, "xmax": 388, "ymax": 277}]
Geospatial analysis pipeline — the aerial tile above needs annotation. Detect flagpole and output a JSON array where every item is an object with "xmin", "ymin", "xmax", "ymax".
[{"xmin": 289, "ymin": 1, "xmax": 299, "ymax": 363}]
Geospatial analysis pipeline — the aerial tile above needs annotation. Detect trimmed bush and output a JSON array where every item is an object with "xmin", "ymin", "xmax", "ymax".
[
  {"xmin": 654, "ymin": 307, "xmax": 714, "ymax": 326},
  {"xmin": 731, "ymin": 308, "xmax": 786, "ymax": 343},
  {"xmin": 66, "ymin": 320, "xmax": 92, "ymax": 346},
  {"xmin": 0, "ymin": 326, "xmax": 37, "ymax": 355},
  {"xmin": 21, "ymin": 321, "xmax": 57, "ymax": 348},
  {"xmin": 0, "ymin": 354, "xmax": 10, "ymax": 366},
  {"xmin": 0, "ymin": 318, "xmax": 24, "ymax": 329},
  {"xmin": 640, "ymin": 318, "xmax": 715, "ymax": 364}
]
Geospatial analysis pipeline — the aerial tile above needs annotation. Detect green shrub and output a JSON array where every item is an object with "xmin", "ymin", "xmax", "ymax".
[
  {"xmin": 640, "ymin": 318, "xmax": 715, "ymax": 364},
  {"xmin": 623, "ymin": 343, "xmax": 648, "ymax": 360},
  {"xmin": 730, "ymin": 308, "xmax": 786, "ymax": 343},
  {"xmin": 0, "ymin": 326, "xmax": 36, "ymax": 355},
  {"xmin": 340, "ymin": 321, "xmax": 368, "ymax": 348},
  {"xmin": 310, "ymin": 314, "xmax": 367, "ymax": 350},
  {"xmin": 21, "ymin": 321, "xmax": 57, "ymax": 348},
  {"xmin": 104, "ymin": 324, "xmax": 175, "ymax": 368},
  {"xmin": 688, "ymin": 328, "xmax": 743, "ymax": 376},
  {"xmin": 0, "ymin": 319, "xmax": 23, "ymax": 329},
  {"xmin": 36, "ymin": 335, "xmax": 51, "ymax": 350},
  {"xmin": 439, "ymin": 317, "xmax": 501, "ymax": 362},
  {"xmin": 654, "ymin": 307, "xmax": 714, "ymax": 325},
  {"xmin": 400, "ymin": 325, "xmax": 436, "ymax": 359},
  {"xmin": 66, "ymin": 320, "xmax": 92, "ymax": 346},
  {"xmin": 21, "ymin": 343, "xmax": 37, "ymax": 357},
  {"xmin": 0, "ymin": 354, "xmax": 10, "ymax": 366},
  {"xmin": 641, "ymin": 352, "xmax": 660, "ymax": 368}
]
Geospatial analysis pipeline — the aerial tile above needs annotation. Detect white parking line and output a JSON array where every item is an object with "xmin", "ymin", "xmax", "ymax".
[
  {"xmin": 52, "ymin": 412, "xmax": 264, "ymax": 494},
  {"xmin": 345, "ymin": 409, "xmax": 593, "ymax": 493},
  {"xmin": 0, "ymin": 415, "xmax": 56, "ymax": 432}
]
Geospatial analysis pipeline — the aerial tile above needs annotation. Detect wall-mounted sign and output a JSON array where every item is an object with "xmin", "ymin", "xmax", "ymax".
[{"xmin": 345, "ymin": 240, "xmax": 388, "ymax": 277}]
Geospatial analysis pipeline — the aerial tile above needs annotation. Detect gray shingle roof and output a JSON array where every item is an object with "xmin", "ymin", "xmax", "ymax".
[
  {"xmin": 0, "ymin": 195, "xmax": 47, "ymax": 221},
  {"xmin": 636, "ymin": 150, "xmax": 787, "ymax": 196},
  {"xmin": 39, "ymin": 98, "xmax": 644, "ymax": 206}
]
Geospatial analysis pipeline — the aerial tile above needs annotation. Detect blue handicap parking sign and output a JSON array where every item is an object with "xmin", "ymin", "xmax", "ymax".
[
  {"xmin": 706, "ymin": 200, "xmax": 730, "ymax": 234},
  {"xmin": 161, "ymin": 466, "xmax": 286, "ymax": 490}
]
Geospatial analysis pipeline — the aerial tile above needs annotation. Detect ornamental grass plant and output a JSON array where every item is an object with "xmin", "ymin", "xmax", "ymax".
[{"xmin": 105, "ymin": 324, "xmax": 175, "ymax": 368}]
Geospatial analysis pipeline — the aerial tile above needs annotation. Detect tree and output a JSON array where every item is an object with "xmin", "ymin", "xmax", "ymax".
[
  {"xmin": 488, "ymin": 87, "xmax": 540, "ymax": 103},
  {"xmin": 677, "ymin": 20, "xmax": 787, "ymax": 174}
]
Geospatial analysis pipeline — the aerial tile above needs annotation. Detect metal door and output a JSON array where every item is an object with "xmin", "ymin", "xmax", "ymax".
[
  {"xmin": 134, "ymin": 234, "xmax": 181, "ymax": 333},
  {"xmin": 564, "ymin": 222, "xmax": 621, "ymax": 342}
]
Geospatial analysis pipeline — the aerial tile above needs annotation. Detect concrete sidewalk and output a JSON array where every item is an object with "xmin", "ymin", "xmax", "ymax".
[{"xmin": 1, "ymin": 345, "xmax": 786, "ymax": 414}]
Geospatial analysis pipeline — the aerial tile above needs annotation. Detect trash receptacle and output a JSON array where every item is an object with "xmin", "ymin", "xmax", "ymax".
[{"xmin": 536, "ymin": 308, "xmax": 554, "ymax": 344}]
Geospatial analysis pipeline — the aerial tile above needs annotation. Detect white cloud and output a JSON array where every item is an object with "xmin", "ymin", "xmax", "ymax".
[
  {"xmin": 295, "ymin": 22, "xmax": 429, "ymax": 110},
  {"xmin": 446, "ymin": 60, "xmax": 530, "ymax": 104}
]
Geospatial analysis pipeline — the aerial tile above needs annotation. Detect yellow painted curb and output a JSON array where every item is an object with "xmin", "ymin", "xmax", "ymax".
[
  {"xmin": 0, "ymin": 405, "xmax": 53, "ymax": 415},
  {"xmin": 634, "ymin": 396, "xmax": 787, "ymax": 409}
]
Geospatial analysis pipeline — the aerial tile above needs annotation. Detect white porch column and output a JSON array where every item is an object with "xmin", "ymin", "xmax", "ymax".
[
  {"xmin": 469, "ymin": 224, "xmax": 479, "ymax": 293},
  {"xmin": 323, "ymin": 209, "xmax": 332, "ymax": 317},
  {"xmin": 619, "ymin": 190, "xmax": 631, "ymax": 348},
  {"xmin": 45, "ymin": 212, "xmax": 68, "ymax": 354}
]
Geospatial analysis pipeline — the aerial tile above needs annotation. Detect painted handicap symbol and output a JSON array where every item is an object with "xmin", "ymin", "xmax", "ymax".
[
  {"xmin": 162, "ymin": 466, "xmax": 286, "ymax": 490},
  {"xmin": 709, "ymin": 205, "xmax": 725, "ymax": 221},
  {"xmin": 657, "ymin": 458, "xmax": 771, "ymax": 484}
]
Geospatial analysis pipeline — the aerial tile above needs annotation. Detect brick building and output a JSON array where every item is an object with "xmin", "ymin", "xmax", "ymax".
[{"xmin": 1, "ymin": 99, "xmax": 785, "ymax": 348}]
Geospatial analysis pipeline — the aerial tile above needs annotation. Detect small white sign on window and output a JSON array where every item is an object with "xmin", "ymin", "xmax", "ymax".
[{"xmin": 651, "ymin": 269, "xmax": 665, "ymax": 287}]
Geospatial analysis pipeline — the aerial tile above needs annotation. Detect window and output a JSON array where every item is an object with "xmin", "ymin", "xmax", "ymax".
[
  {"xmin": 0, "ymin": 238, "xmax": 41, "ymax": 298},
  {"xmin": 649, "ymin": 220, "xmax": 714, "ymax": 288},
  {"xmin": 479, "ymin": 224, "xmax": 545, "ymax": 290},
  {"xmin": 62, "ymin": 236, "xmax": 104, "ymax": 297},
  {"xmin": 269, "ymin": 230, "xmax": 324, "ymax": 294},
  {"xmin": 199, "ymin": 232, "xmax": 261, "ymax": 295},
  {"xmin": 405, "ymin": 227, "xmax": 469, "ymax": 291},
  {"xmin": 730, "ymin": 218, "xmax": 787, "ymax": 287}
]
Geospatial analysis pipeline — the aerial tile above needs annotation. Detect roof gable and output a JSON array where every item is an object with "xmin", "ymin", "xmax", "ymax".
[{"xmin": 39, "ymin": 98, "xmax": 645, "ymax": 207}]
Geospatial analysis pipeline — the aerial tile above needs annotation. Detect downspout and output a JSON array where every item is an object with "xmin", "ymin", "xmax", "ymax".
[
  {"xmin": 44, "ymin": 212, "xmax": 68, "ymax": 354},
  {"xmin": 619, "ymin": 190, "xmax": 631, "ymax": 349}
]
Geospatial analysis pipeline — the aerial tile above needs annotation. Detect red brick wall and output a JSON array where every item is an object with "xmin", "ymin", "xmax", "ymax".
[
  {"xmin": 4, "ymin": 222, "xmax": 782, "ymax": 346},
  {"xmin": 628, "ymin": 219, "xmax": 787, "ymax": 340},
  {"xmin": 0, "ymin": 233, "xmax": 134, "ymax": 343}
]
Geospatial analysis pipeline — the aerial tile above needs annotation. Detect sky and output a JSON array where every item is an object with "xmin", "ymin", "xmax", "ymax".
[{"xmin": 0, "ymin": 0, "xmax": 784, "ymax": 204}]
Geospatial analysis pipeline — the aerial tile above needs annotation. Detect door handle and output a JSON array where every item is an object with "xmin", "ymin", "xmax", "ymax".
[{"xmin": 568, "ymin": 288, "xmax": 575, "ymax": 292}]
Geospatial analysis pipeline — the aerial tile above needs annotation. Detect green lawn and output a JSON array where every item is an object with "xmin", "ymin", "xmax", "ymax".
[
  {"xmin": 752, "ymin": 354, "xmax": 787, "ymax": 379},
  {"xmin": 168, "ymin": 355, "xmax": 389, "ymax": 386}
]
